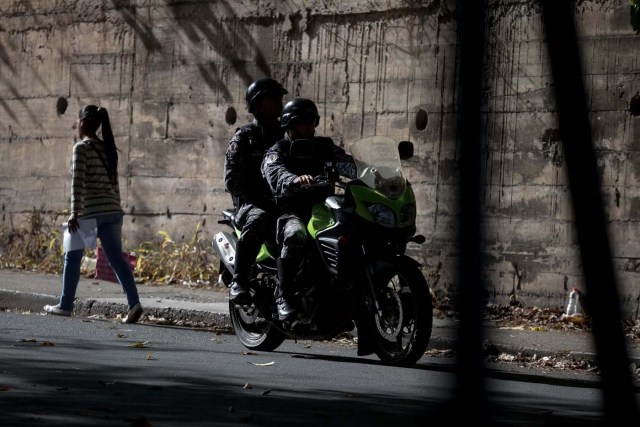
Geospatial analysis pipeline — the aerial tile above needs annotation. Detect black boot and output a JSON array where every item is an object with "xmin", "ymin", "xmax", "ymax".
[
  {"xmin": 276, "ymin": 258, "xmax": 298, "ymax": 323},
  {"xmin": 229, "ymin": 280, "xmax": 251, "ymax": 306},
  {"xmin": 229, "ymin": 239, "xmax": 260, "ymax": 306}
]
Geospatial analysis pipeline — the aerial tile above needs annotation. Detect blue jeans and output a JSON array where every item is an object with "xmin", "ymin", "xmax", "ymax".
[{"xmin": 59, "ymin": 212, "xmax": 140, "ymax": 311}]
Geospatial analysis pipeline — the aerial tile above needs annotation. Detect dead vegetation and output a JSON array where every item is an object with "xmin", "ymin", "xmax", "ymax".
[
  {"xmin": 0, "ymin": 210, "xmax": 220, "ymax": 288},
  {"xmin": 480, "ymin": 304, "xmax": 640, "ymax": 342},
  {"xmin": 430, "ymin": 304, "xmax": 640, "ymax": 383}
]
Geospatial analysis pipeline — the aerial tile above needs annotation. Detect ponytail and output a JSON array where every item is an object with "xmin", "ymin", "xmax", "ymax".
[
  {"xmin": 97, "ymin": 107, "xmax": 118, "ymax": 180},
  {"xmin": 79, "ymin": 105, "xmax": 119, "ymax": 182}
]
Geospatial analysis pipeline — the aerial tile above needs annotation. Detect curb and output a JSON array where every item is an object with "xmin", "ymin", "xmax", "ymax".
[
  {"xmin": 75, "ymin": 299, "xmax": 233, "ymax": 331},
  {"xmin": 0, "ymin": 289, "xmax": 58, "ymax": 313},
  {"xmin": 0, "ymin": 289, "xmax": 233, "ymax": 332},
  {"xmin": 427, "ymin": 335, "xmax": 602, "ymax": 363}
]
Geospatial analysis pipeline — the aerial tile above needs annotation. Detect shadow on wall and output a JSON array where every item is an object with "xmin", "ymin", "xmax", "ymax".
[
  {"xmin": 166, "ymin": 0, "xmax": 272, "ymax": 97},
  {"xmin": 110, "ymin": 1, "xmax": 272, "ymax": 101},
  {"xmin": 0, "ymin": 0, "xmax": 36, "ymax": 125},
  {"xmin": 0, "ymin": 0, "xmax": 271, "ymax": 138},
  {"xmin": 111, "ymin": 0, "xmax": 163, "ymax": 52}
]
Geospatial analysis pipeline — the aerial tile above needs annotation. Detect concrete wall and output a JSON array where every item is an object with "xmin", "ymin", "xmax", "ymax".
[{"xmin": 1, "ymin": 0, "xmax": 638, "ymax": 317}]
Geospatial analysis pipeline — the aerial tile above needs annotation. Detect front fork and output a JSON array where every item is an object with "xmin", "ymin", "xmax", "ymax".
[
  {"xmin": 360, "ymin": 244, "xmax": 385, "ymax": 317},
  {"xmin": 359, "ymin": 246, "xmax": 414, "ymax": 315},
  {"xmin": 364, "ymin": 267, "xmax": 381, "ymax": 315}
]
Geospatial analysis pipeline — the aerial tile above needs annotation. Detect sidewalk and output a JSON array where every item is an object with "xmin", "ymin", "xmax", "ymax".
[{"xmin": 1, "ymin": 269, "xmax": 638, "ymax": 368}]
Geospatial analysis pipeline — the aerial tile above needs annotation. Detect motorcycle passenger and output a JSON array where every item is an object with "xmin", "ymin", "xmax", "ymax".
[
  {"xmin": 224, "ymin": 78, "xmax": 288, "ymax": 306},
  {"xmin": 261, "ymin": 98, "xmax": 356, "ymax": 323}
]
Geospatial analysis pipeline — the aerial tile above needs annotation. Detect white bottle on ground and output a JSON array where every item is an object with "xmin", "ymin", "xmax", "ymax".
[{"xmin": 566, "ymin": 287, "xmax": 579, "ymax": 316}]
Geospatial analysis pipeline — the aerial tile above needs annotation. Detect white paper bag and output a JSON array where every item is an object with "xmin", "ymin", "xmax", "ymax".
[{"xmin": 63, "ymin": 218, "xmax": 98, "ymax": 252}]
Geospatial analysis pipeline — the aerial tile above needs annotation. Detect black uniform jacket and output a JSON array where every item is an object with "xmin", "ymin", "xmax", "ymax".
[
  {"xmin": 224, "ymin": 120, "xmax": 283, "ymax": 211},
  {"xmin": 261, "ymin": 136, "xmax": 356, "ymax": 218}
]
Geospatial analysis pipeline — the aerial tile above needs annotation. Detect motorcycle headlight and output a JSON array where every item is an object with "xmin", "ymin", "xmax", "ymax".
[
  {"xmin": 399, "ymin": 202, "xmax": 416, "ymax": 228},
  {"xmin": 367, "ymin": 204, "xmax": 396, "ymax": 228},
  {"xmin": 375, "ymin": 175, "xmax": 406, "ymax": 199}
]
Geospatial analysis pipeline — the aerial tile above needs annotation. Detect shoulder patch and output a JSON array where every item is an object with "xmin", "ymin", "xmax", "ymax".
[
  {"xmin": 228, "ymin": 141, "xmax": 238, "ymax": 154},
  {"xmin": 237, "ymin": 124, "xmax": 254, "ymax": 136},
  {"xmin": 264, "ymin": 153, "xmax": 278, "ymax": 165}
]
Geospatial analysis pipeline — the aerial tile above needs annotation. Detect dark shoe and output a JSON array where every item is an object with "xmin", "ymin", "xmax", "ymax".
[
  {"xmin": 122, "ymin": 303, "xmax": 143, "ymax": 324},
  {"xmin": 276, "ymin": 297, "xmax": 297, "ymax": 322},
  {"xmin": 229, "ymin": 281, "xmax": 252, "ymax": 306}
]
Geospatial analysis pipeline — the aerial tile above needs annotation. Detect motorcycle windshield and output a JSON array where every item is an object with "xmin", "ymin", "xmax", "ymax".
[{"xmin": 348, "ymin": 136, "xmax": 406, "ymax": 199}]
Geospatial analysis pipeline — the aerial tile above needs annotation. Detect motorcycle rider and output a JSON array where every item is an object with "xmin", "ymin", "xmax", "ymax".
[
  {"xmin": 261, "ymin": 98, "xmax": 356, "ymax": 323},
  {"xmin": 224, "ymin": 78, "xmax": 288, "ymax": 306}
]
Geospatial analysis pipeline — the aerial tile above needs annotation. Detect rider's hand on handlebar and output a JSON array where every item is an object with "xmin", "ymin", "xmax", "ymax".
[{"xmin": 294, "ymin": 174, "xmax": 315, "ymax": 188}]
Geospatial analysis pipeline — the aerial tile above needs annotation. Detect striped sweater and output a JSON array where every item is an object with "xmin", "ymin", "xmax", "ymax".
[{"xmin": 70, "ymin": 137, "xmax": 123, "ymax": 218}]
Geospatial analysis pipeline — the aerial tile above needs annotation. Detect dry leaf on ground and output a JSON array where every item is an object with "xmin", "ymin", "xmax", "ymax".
[{"xmin": 129, "ymin": 341, "xmax": 149, "ymax": 348}]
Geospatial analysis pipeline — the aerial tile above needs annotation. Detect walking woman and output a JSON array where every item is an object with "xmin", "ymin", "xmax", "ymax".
[{"xmin": 45, "ymin": 105, "xmax": 143, "ymax": 324}]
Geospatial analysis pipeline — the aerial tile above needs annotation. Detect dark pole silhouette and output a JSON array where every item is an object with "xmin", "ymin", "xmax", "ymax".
[
  {"xmin": 450, "ymin": 0, "xmax": 490, "ymax": 423},
  {"xmin": 540, "ymin": 1, "xmax": 640, "ymax": 423}
]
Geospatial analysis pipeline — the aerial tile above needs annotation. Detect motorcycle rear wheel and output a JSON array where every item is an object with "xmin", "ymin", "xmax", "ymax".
[
  {"xmin": 370, "ymin": 263, "xmax": 433, "ymax": 366},
  {"xmin": 229, "ymin": 301, "xmax": 286, "ymax": 351}
]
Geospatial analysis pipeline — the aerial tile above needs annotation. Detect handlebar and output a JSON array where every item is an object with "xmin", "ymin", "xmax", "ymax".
[
  {"xmin": 293, "ymin": 175, "xmax": 334, "ymax": 192},
  {"xmin": 313, "ymin": 175, "xmax": 347, "ymax": 190},
  {"xmin": 310, "ymin": 175, "xmax": 333, "ymax": 188}
]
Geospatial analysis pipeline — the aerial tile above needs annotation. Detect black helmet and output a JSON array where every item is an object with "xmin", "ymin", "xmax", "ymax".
[
  {"xmin": 280, "ymin": 98, "xmax": 320, "ymax": 130},
  {"xmin": 245, "ymin": 78, "xmax": 288, "ymax": 115}
]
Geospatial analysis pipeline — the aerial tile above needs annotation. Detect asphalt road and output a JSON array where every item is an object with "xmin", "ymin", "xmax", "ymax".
[{"xmin": 1, "ymin": 311, "xmax": 627, "ymax": 426}]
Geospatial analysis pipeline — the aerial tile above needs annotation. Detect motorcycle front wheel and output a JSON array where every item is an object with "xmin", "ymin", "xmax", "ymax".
[
  {"xmin": 369, "ymin": 263, "xmax": 433, "ymax": 366},
  {"xmin": 229, "ymin": 301, "xmax": 286, "ymax": 351}
]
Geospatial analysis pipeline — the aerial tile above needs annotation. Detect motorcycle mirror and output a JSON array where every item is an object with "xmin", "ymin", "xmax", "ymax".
[
  {"xmin": 398, "ymin": 140, "xmax": 414, "ymax": 160},
  {"xmin": 409, "ymin": 234, "xmax": 426, "ymax": 244}
]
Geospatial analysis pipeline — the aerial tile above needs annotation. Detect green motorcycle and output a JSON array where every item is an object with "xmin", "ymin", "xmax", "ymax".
[{"xmin": 213, "ymin": 136, "xmax": 432, "ymax": 366}]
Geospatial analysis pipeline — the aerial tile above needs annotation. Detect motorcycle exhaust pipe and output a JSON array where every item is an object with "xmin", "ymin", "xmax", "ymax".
[{"xmin": 213, "ymin": 231, "xmax": 238, "ymax": 276}]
